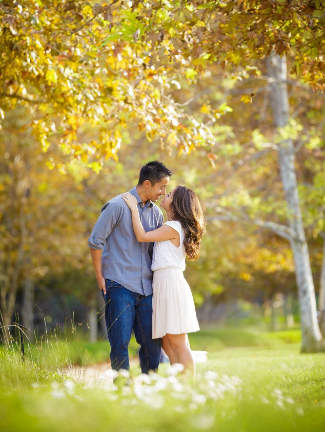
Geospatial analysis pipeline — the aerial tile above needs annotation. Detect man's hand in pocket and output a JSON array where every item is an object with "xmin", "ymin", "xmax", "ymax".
[{"xmin": 97, "ymin": 275, "xmax": 106, "ymax": 294}]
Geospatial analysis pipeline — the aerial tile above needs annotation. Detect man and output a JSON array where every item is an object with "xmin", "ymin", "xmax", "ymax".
[{"xmin": 88, "ymin": 161, "xmax": 172, "ymax": 373}]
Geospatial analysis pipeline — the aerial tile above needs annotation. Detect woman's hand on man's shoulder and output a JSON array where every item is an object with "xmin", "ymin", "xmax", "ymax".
[{"xmin": 121, "ymin": 192, "xmax": 138, "ymax": 210}]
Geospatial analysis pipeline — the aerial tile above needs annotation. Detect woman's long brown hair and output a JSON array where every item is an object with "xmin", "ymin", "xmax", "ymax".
[{"xmin": 170, "ymin": 186, "xmax": 206, "ymax": 261}]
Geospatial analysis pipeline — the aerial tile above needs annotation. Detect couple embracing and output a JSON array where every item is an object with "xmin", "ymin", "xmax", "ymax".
[{"xmin": 88, "ymin": 161, "xmax": 205, "ymax": 377}]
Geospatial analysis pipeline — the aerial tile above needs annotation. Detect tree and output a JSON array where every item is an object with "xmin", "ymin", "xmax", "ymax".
[
  {"xmin": 267, "ymin": 53, "xmax": 322, "ymax": 351},
  {"xmin": 170, "ymin": 49, "xmax": 325, "ymax": 349},
  {"xmin": 0, "ymin": 0, "xmax": 215, "ymax": 167},
  {"xmin": 319, "ymin": 234, "xmax": 325, "ymax": 335},
  {"xmin": 0, "ymin": 108, "xmax": 100, "ymax": 343},
  {"xmin": 2, "ymin": 0, "xmax": 325, "ymax": 351}
]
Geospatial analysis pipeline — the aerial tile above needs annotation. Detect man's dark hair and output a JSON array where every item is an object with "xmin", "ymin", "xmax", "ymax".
[{"xmin": 138, "ymin": 161, "xmax": 173, "ymax": 185}]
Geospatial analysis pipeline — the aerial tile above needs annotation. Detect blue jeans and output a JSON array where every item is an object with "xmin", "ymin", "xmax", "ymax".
[{"xmin": 102, "ymin": 279, "xmax": 162, "ymax": 373}]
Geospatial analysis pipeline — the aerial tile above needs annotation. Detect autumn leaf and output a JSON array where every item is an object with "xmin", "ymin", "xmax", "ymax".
[{"xmin": 240, "ymin": 95, "xmax": 252, "ymax": 104}]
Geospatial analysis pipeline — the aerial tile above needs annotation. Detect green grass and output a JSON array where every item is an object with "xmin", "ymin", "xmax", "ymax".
[
  {"xmin": 206, "ymin": 345, "xmax": 325, "ymax": 403},
  {"xmin": 1, "ymin": 328, "xmax": 325, "ymax": 432},
  {"xmin": 188, "ymin": 327, "xmax": 301, "ymax": 351},
  {"xmin": 56, "ymin": 327, "xmax": 303, "ymax": 366}
]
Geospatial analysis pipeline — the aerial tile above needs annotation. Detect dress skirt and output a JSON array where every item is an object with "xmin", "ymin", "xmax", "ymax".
[{"xmin": 152, "ymin": 268, "xmax": 200, "ymax": 339}]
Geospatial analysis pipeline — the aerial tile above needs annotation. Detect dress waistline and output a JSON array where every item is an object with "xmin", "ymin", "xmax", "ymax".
[{"xmin": 153, "ymin": 267, "xmax": 184, "ymax": 281}]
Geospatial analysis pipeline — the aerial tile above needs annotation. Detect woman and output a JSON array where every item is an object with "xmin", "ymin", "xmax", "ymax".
[{"xmin": 122, "ymin": 186, "xmax": 205, "ymax": 375}]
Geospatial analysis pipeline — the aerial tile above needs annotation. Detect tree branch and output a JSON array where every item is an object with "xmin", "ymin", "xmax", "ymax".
[
  {"xmin": 208, "ymin": 207, "xmax": 296, "ymax": 242},
  {"xmin": 70, "ymin": 0, "xmax": 120, "ymax": 35},
  {"xmin": 0, "ymin": 93, "xmax": 43, "ymax": 104},
  {"xmin": 70, "ymin": 15, "xmax": 97, "ymax": 35}
]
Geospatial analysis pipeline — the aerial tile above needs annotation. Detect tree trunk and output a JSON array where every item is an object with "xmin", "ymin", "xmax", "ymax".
[
  {"xmin": 284, "ymin": 294, "xmax": 294, "ymax": 329},
  {"xmin": 318, "ymin": 233, "xmax": 325, "ymax": 336},
  {"xmin": 0, "ymin": 285, "xmax": 11, "ymax": 345},
  {"xmin": 271, "ymin": 294, "xmax": 282, "ymax": 332},
  {"xmin": 267, "ymin": 53, "xmax": 323, "ymax": 352},
  {"xmin": 271, "ymin": 302, "xmax": 279, "ymax": 332},
  {"xmin": 88, "ymin": 298, "xmax": 98, "ymax": 343},
  {"xmin": 22, "ymin": 277, "xmax": 35, "ymax": 342}
]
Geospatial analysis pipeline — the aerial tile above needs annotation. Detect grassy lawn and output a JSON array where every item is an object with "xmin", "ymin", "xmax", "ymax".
[
  {"xmin": 1, "ymin": 328, "xmax": 325, "ymax": 432},
  {"xmin": 8, "ymin": 327, "xmax": 300, "ymax": 367}
]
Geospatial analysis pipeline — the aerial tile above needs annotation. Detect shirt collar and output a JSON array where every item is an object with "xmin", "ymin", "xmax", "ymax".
[{"xmin": 129, "ymin": 186, "xmax": 153, "ymax": 208}]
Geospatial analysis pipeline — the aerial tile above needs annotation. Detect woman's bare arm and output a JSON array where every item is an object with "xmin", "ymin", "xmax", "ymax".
[{"xmin": 122, "ymin": 193, "xmax": 179, "ymax": 243}]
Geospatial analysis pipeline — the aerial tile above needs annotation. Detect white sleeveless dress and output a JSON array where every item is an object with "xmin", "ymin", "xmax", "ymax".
[{"xmin": 151, "ymin": 220, "xmax": 200, "ymax": 339}]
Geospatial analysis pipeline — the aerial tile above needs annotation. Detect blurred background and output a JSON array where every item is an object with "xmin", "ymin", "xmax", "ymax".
[{"xmin": 2, "ymin": 56, "xmax": 324, "ymax": 348}]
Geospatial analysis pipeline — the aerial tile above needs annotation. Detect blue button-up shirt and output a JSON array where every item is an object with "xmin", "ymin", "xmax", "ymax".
[{"xmin": 88, "ymin": 186, "xmax": 163, "ymax": 296}]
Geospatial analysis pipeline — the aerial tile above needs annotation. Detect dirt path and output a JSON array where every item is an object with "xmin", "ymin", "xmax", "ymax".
[{"xmin": 62, "ymin": 351, "xmax": 207, "ymax": 386}]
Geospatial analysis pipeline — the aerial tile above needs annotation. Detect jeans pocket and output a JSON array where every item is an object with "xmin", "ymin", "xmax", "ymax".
[{"xmin": 106, "ymin": 279, "xmax": 122, "ymax": 289}]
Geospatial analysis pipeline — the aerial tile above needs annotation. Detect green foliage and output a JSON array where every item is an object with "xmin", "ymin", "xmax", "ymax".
[
  {"xmin": 189, "ymin": 328, "xmax": 302, "ymax": 351},
  {"xmin": 0, "ymin": 0, "xmax": 218, "ymax": 166},
  {"xmin": 2, "ymin": 0, "xmax": 325, "ymax": 166}
]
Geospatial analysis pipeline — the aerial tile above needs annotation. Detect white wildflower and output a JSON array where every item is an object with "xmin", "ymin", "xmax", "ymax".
[
  {"xmin": 107, "ymin": 393, "xmax": 118, "ymax": 401},
  {"xmin": 63, "ymin": 380, "xmax": 75, "ymax": 394},
  {"xmin": 150, "ymin": 394, "xmax": 165, "ymax": 410},
  {"xmin": 188, "ymin": 402, "xmax": 198, "ymax": 410},
  {"xmin": 296, "ymin": 407, "xmax": 304, "ymax": 416},
  {"xmin": 69, "ymin": 394, "xmax": 83, "ymax": 402},
  {"xmin": 260, "ymin": 396, "xmax": 270, "ymax": 404},
  {"xmin": 192, "ymin": 393, "xmax": 207, "ymax": 405},
  {"xmin": 172, "ymin": 381, "xmax": 184, "ymax": 392},
  {"xmin": 174, "ymin": 405, "xmax": 186, "ymax": 413},
  {"xmin": 166, "ymin": 375, "xmax": 178, "ymax": 384},
  {"xmin": 119, "ymin": 369, "xmax": 130, "ymax": 378},
  {"xmin": 148, "ymin": 371, "xmax": 160, "ymax": 381},
  {"xmin": 51, "ymin": 389, "xmax": 65, "ymax": 399},
  {"xmin": 139, "ymin": 373, "xmax": 152, "ymax": 384},
  {"xmin": 134, "ymin": 384, "xmax": 144, "ymax": 399},
  {"xmin": 193, "ymin": 414, "xmax": 215, "ymax": 429},
  {"xmin": 153, "ymin": 379, "xmax": 168, "ymax": 392},
  {"xmin": 167, "ymin": 363, "xmax": 184, "ymax": 375},
  {"xmin": 99, "ymin": 369, "xmax": 119, "ymax": 380},
  {"xmin": 122, "ymin": 386, "xmax": 131, "ymax": 396},
  {"xmin": 276, "ymin": 400, "xmax": 285, "ymax": 410},
  {"xmin": 204, "ymin": 371, "xmax": 218, "ymax": 381}
]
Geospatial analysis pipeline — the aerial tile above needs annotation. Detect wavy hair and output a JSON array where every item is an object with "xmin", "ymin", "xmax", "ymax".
[{"xmin": 170, "ymin": 186, "xmax": 206, "ymax": 261}]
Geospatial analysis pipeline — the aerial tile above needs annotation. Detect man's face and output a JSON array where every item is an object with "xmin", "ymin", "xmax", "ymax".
[{"xmin": 147, "ymin": 177, "xmax": 169, "ymax": 202}]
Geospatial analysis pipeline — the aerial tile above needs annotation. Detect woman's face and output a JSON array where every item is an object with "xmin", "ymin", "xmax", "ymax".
[{"xmin": 160, "ymin": 188, "xmax": 175, "ymax": 212}]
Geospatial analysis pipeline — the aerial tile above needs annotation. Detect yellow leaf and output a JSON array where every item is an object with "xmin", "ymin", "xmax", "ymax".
[
  {"xmin": 200, "ymin": 104, "xmax": 210, "ymax": 114},
  {"xmin": 41, "ymin": 139, "xmax": 51, "ymax": 152},
  {"xmin": 81, "ymin": 153, "xmax": 88, "ymax": 162},
  {"xmin": 240, "ymin": 94, "xmax": 252, "ymax": 104},
  {"xmin": 46, "ymin": 69, "xmax": 57, "ymax": 85},
  {"xmin": 88, "ymin": 161, "xmax": 103, "ymax": 174},
  {"xmin": 239, "ymin": 272, "xmax": 252, "ymax": 281},
  {"xmin": 114, "ymin": 130, "xmax": 121, "ymax": 139},
  {"xmin": 46, "ymin": 160, "xmax": 55, "ymax": 170}
]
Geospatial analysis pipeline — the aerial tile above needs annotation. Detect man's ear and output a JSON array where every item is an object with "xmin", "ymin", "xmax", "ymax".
[{"xmin": 143, "ymin": 180, "xmax": 152, "ymax": 189}]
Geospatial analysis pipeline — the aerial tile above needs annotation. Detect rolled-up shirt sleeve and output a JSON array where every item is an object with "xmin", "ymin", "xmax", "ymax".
[{"xmin": 88, "ymin": 200, "xmax": 124, "ymax": 250}]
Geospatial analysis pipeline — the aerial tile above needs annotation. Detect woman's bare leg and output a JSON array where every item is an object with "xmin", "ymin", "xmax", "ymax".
[
  {"xmin": 162, "ymin": 336, "xmax": 178, "ymax": 364},
  {"xmin": 165, "ymin": 333, "xmax": 195, "ymax": 378}
]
